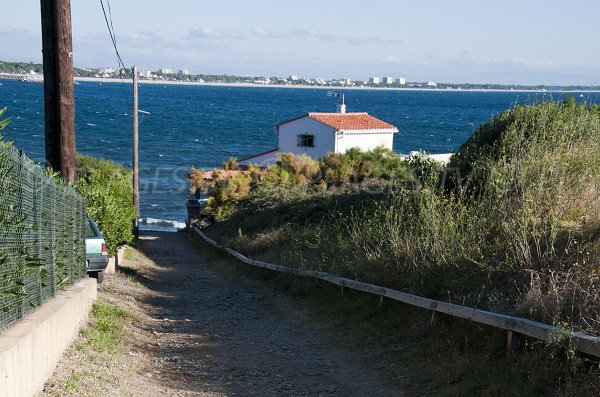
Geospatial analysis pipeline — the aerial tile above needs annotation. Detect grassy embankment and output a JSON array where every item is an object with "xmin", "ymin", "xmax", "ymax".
[
  {"xmin": 42, "ymin": 300, "xmax": 132, "ymax": 396},
  {"xmin": 191, "ymin": 99, "xmax": 600, "ymax": 395}
]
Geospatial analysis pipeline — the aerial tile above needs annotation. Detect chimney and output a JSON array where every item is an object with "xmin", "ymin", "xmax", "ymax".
[{"xmin": 336, "ymin": 93, "xmax": 346, "ymax": 113}]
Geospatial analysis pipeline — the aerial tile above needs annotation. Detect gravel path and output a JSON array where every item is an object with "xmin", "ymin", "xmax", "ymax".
[
  {"xmin": 43, "ymin": 231, "xmax": 404, "ymax": 396},
  {"xmin": 130, "ymin": 231, "xmax": 402, "ymax": 396}
]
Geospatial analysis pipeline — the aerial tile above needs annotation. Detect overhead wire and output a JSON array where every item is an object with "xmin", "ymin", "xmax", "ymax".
[{"xmin": 99, "ymin": 0, "xmax": 131, "ymax": 110}]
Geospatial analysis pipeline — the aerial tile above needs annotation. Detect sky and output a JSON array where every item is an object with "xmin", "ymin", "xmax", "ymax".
[{"xmin": 2, "ymin": 0, "xmax": 600, "ymax": 85}]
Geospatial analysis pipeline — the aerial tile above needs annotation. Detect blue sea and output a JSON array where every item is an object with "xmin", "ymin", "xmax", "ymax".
[{"xmin": 1, "ymin": 79, "xmax": 596, "ymax": 230}]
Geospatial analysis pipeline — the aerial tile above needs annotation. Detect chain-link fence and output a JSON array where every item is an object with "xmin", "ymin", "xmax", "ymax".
[{"xmin": 0, "ymin": 140, "xmax": 86, "ymax": 331}]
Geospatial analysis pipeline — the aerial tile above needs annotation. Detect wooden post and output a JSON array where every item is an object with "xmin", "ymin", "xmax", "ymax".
[
  {"xmin": 40, "ymin": 0, "xmax": 76, "ymax": 182},
  {"xmin": 430, "ymin": 311, "xmax": 439, "ymax": 327},
  {"xmin": 507, "ymin": 330, "xmax": 522, "ymax": 354},
  {"xmin": 132, "ymin": 66, "xmax": 140, "ymax": 237}
]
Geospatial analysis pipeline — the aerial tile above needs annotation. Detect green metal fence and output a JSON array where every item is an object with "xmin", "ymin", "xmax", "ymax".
[{"xmin": 0, "ymin": 140, "xmax": 86, "ymax": 331}]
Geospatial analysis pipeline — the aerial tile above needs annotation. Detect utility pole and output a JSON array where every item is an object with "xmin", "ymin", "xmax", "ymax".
[
  {"xmin": 40, "ymin": 0, "xmax": 76, "ymax": 182},
  {"xmin": 132, "ymin": 66, "xmax": 140, "ymax": 237}
]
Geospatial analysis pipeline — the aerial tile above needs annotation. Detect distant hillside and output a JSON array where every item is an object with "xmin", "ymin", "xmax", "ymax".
[
  {"xmin": 0, "ymin": 60, "xmax": 43, "ymax": 74},
  {"xmin": 2, "ymin": 59, "xmax": 600, "ymax": 91},
  {"xmin": 0, "ymin": 60, "xmax": 95, "ymax": 77}
]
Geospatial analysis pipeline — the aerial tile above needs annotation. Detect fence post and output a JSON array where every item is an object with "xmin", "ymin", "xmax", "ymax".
[
  {"xmin": 16, "ymin": 151, "xmax": 25, "ymax": 319},
  {"xmin": 507, "ymin": 330, "xmax": 522, "ymax": 354},
  {"xmin": 33, "ymin": 171, "xmax": 42, "ymax": 306}
]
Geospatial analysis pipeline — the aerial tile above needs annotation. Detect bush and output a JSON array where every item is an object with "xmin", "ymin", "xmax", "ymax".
[
  {"xmin": 191, "ymin": 148, "xmax": 414, "ymax": 220},
  {"xmin": 76, "ymin": 155, "xmax": 136, "ymax": 255},
  {"xmin": 203, "ymin": 170, "xmax": 252, "ymax": 220},
  {"xmin": 206, "ymin": 101, "xmax": 600, "ymax": 334}
]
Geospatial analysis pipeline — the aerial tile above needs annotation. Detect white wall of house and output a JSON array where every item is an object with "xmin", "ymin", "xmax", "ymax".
[
  {"xmin": 336, "ymin": 130, "xmax": 394, "ymax": 153},
  {"xmin": 278, "ymin": 117, "xmax": 336, "ymax": 158},
  {"xmin": 238, "ymin": 150, "xmax": 281, "ymax": 166}
]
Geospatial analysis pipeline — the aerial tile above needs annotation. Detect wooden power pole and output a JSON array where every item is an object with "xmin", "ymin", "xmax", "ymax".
[
  {"xmin": 40, "ymin": 0, "xmax": 76, "ymax": 183},
  {"xmin": 132, "ymin": 66, "xmax": 140, "ymax": 237}
]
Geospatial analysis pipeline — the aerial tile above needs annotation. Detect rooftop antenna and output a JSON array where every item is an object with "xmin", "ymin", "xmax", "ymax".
[{"xmin": 327, "ymin": 91, "xmax": 346, "ymax": 113}]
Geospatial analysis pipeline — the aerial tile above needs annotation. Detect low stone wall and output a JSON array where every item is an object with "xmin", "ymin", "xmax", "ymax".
[{"xmin": 0, "ymin": 278, "xmax": 97, "ymax": 397}]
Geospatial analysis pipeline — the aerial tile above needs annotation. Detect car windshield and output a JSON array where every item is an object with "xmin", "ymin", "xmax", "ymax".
[{"xmin": 85, "ymin": 219, "xmax": 99, "ymax": 238}]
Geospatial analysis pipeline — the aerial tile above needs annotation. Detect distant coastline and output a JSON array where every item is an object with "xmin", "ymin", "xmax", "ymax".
[
  {"xmin": 73, "ymin": 77, "xmax": 600, "ymax": 93},
  {"xmin": 2, "ymin": 73, "xmax": 600, "ymax": 93}
]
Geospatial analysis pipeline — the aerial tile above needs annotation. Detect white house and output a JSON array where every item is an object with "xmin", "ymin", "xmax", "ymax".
[
  {"xmin": 239, "ymin": 101, "xmax": 399, "ymax": 166},
  {"xmin": 369, "ymin": 76, "xmax": 380, "ymax": 84},
  {"xmin": 396, "ymin": 77, "xmax": 406, "ymax": 85},
  {"xmin": 382, "ymin": 76, "xmax": 394, "ymax": 85}
]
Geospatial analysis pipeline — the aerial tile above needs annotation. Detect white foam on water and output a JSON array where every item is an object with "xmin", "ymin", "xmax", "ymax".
[{"xmin": 139, "ymin": 217, "xmax": 186, "ymax": 232}]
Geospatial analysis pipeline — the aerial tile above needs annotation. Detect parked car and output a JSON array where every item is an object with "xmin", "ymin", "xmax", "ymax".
[{"xmin": 84, "ymin": 216, "xmax": 108, "ymax": 283}]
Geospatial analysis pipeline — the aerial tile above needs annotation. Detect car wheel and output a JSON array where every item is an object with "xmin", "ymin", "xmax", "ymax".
[{"xmin": 89, "ymin": 271, "xmax": 105, "ymax": 284}]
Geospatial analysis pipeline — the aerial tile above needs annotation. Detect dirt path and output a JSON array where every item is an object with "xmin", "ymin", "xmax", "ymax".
[{"xmin": 43, "ymin": 231, "xmax": 404, "ymax": 396}]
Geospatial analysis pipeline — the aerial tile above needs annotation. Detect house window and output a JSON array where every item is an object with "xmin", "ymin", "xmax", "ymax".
[{"xmin": 297, "ymin": 134, "xmax": 315, "ymax": 147}]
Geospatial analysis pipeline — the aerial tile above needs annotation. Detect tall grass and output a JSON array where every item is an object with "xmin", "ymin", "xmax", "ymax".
[
  {"xmin": 204, "ymin": 100, "xmax": 600, "ymax": 333},
  {"xmin": 324, "ymin": 100, "xmax": 600, "ymax": 328}
]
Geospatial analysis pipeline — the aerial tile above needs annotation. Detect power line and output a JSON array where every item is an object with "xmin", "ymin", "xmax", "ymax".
[
  {"xmin": 99, "ymin": 0, "xmax": 126, "ymax": 70},
  {"xmin": 99, "ymin": 0, "xmax": 130, "ymax": 109}
]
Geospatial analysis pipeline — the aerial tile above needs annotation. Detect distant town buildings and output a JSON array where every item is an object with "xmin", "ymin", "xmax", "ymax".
[
  {"xmin": 98, "ymin": 67, "xmax": 115, "ymax": 76},
  {"xmin": 65, "ymin": 63, "xmax": 441, "ymax": 90},
  {"xmin": 366, "ymin": 76, "xmax": 411, "ymax": 86}
]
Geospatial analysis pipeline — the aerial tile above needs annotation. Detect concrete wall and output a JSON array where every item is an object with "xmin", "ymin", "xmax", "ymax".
[
  {"xmin": 0, "ymin": 278, "xmax": 97, "ymax": 397},
  {"xmin": 106, "ymin": 246, "xmax": 126, "ymax": 275}
]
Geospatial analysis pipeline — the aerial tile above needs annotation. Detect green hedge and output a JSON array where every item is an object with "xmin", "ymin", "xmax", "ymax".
[{"xmin": 76, "ymin": 155, "xmax": 136, "ymax": 255}]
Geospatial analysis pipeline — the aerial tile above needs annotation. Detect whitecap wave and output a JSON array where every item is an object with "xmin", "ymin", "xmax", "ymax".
[{"xmin": 139, "ymin": 217, "xmax": 186, "ymax": 232}]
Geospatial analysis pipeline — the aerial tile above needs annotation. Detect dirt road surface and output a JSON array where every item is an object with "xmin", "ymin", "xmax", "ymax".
[{"xmin": 43, "ymin": 231, "xmax": 403, "ymax": 396}]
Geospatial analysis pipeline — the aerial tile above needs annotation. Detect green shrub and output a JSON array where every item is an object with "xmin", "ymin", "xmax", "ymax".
[
  {"xmin": 76, "ymin": 155, "xmax": 136, "ymax": 255},
  {"xmin": 407, "ymin": 152, "xmax": 444, "ymax": 190},
  {"xmin": 0, "ymin": 107, "xmax": 11, "ymax": 130},
  {"xmin": 276, "ymin": 153, "xmax": 320, "ymax": 185},
  {"xmin": 204, "ymin": 171, "xmax": 252, "ymax": 220},
  {"xmin": 193, "ymin": 148, "xmax": 414, "ymax": 220}
]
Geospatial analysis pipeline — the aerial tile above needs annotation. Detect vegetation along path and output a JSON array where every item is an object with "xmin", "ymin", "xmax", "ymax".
[{"xmin": 43, "ymin": 231, "xmax": 402, "ymax": 396}]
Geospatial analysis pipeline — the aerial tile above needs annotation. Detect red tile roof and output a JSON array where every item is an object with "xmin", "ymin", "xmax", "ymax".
[{"xmin": 308, "ymin": 112, "xmax": 398, "ymax": 131}]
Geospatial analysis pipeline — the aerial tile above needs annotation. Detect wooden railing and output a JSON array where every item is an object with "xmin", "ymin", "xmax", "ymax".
[{"xmin": 194, "ymin": 227, "xmax": 600, "ymax": 358}]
